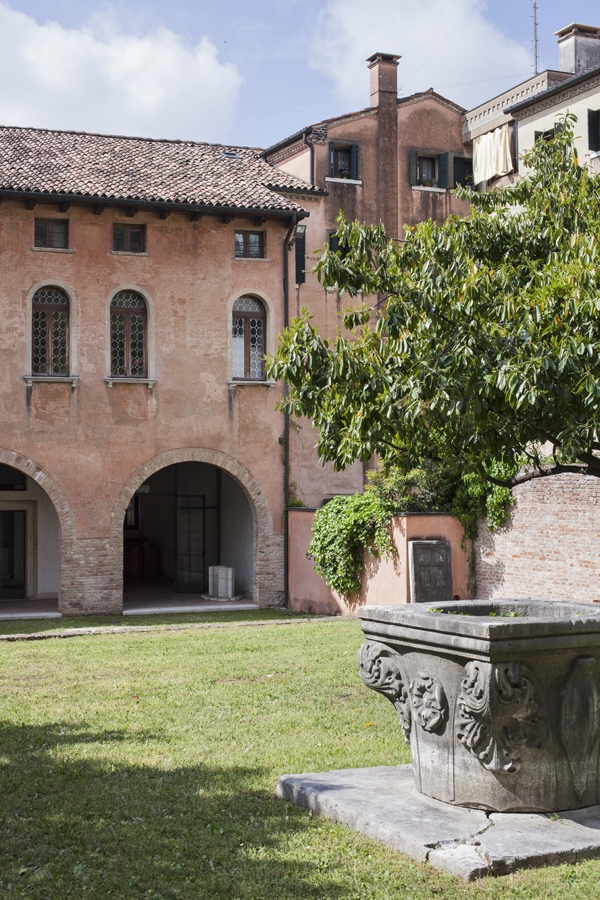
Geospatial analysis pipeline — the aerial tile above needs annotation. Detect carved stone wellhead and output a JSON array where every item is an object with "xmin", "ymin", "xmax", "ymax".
[{"xmin": 358, "ymin": 600, "xmax": 600, "ymax": 812}]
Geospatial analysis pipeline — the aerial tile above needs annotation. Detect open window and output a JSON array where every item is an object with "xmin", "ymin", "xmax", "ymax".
[
  {"xmin": 328, "ymin": 142, "xmax": 360, "ymax": 180},
  {"xmin": 410, "ymin": 150, "xmax": 449, "ymax": 188}
]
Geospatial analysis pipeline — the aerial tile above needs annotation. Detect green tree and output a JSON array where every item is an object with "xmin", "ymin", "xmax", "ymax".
[{"xmin": 268, "ymin": 116, "xmax": 600, "ymax": 489}]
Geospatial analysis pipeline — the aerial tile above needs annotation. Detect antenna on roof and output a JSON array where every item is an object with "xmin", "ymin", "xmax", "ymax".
[{"xmin": 532, "ymin": 0, "xmax": 539, "ymax": 75}]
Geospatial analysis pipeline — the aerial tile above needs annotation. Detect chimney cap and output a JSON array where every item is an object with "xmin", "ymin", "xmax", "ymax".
[
  {"xmin": 555, "ymin": 23, "xmax": 600, "ymax": 42},
  {"xmin": 366, "ymin": 52, "xmax": 401, "ymax": 67}
]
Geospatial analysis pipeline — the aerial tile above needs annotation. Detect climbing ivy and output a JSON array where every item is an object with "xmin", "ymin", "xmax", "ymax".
[{"xmin": 308, "ymin": 460, "xmax": 515, "ymax": 598}]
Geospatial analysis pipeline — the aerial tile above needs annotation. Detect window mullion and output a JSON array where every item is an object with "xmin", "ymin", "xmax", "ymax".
[
  {"xmin": 46, "ymin": 307, "xmax": 54, "ymax": 375},
  {"xmin": 244, "ymin": 313, "xmax": 250, "ymax": 378},
  {"xmin": 125, "ymin": 311, "xmax": 131, "ymax": 377}
]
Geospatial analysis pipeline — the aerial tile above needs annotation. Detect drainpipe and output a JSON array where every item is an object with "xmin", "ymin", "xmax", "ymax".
[
  {"xmin": 282, "ymin": 212, "xmax": 298, "ymax": 607},
  {"xmin": 302, "ymin": 130, "xmax": 315, "ymax": 186}
]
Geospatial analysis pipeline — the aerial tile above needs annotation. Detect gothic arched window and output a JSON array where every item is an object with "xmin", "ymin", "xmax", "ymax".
[
  {"xmin": 110, "ymin": 290, "xmax": 147, "ymax": 377},
  {"xmin": 32, "ymin": 286, "xmax": 69, "ymax": 375},
  {"xmin": 232, "ymin": 296, "xmax": 266, "ymax": 380}
]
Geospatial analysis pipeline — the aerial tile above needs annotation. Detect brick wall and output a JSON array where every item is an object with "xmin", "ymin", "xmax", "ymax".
[{"xmin": 475, "ymin": 474, "xmax": 600, "ymax": 603}]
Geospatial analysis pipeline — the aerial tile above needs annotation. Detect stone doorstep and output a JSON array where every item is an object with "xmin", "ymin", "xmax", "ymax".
[{"xmin": 276, "ymin": 764, "xmax": 600, "ymax": 881}]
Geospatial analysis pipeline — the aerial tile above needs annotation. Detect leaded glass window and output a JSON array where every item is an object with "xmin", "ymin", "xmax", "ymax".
[
  {"xmin": 110, "ymin": 290, "xmax": 147, "ymax": 377},
  {"xmin": 32, "ymin": 286, "xmax": 69, "ymax": 375},
  {"xmin": 232, "ymin": 296, "xmax": 266, "ymax": 380}
]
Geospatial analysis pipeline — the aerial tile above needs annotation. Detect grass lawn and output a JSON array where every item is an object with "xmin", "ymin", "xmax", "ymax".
[
  {"xmin": 1, "ymin": 617, "xmax": 598, "ymax": 899},
  {"xmin": 0, "ymin": 609, "xmax": 301, "ymax": 637}
]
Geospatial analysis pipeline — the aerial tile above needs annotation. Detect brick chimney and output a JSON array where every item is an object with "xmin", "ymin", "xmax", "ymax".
[
  {"xmin": 367, "ymin": 52, "xmax": 401, "ymax": 107},
  {"xmin": 366, "ymin": 52, "xmax": 400, "ymax": 239},
  {"xmin": 555, "ymin": 23, "xmax": 600, "ymax": 75}
]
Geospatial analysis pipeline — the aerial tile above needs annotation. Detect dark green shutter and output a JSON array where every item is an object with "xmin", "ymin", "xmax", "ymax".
[
  {"xmin": 409, "ymin": 149, "xmax": 418, "ymax": 185},
  {"xmin": 554, "ymin": 122, "xmax": 564, "ymax": 136},
  {"xmin": 453, "ymin": 157, "xmax": 465, "ymax": 188},
  {"xmin": 511, "ymin": 122, "xmax": 519, "ymax": 173},
  {"xmin": 350, "ymin": 143, "xmax": 359, "ymax": 180},
  {"xmin": 295, "ymin": 230, "xmax": 306, "ymax": 285},
  {"xmin": 328, "ymin": 233, "xmax": 339, "ymax": 253},
  {"xmin": 328, "ymin": 142, "xmax": 335, "ymax": 177},
  {"xmin": 589, "ymin": 109, "xmax": 600, "ymax": 151},
  {"xmin": 438, "ymin": 152, "xmax": 449, "ymax": 188},
  {"xmin": 534, "ymin": 131, "xmax": 543, "ymax": 143}
]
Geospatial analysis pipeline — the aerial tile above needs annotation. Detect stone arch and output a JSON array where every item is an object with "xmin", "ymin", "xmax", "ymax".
[
  {"xmin": 110, "ymin": 448, "xmax": 278, "ymax": 606},
  {"xmin": 0, "ymin": 448, "xmax": 76, "ymax": 606}
]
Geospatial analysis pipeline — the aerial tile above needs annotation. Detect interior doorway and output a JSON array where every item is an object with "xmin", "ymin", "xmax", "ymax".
[
  {"xmin": 123, "ymin": 461, "xmax": 254, "ymax": 599},
  {"xmin": 0, "ymin": 462, "xmax": 61, "ymax": 610},
  {"xmin": 0, "ymin": 510, "xmax": 26, "ymax": 599}
]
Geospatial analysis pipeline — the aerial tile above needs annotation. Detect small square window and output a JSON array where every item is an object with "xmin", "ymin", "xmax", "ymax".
[
  {"xmin": 34, "ymin": 219, "xmax": 69, "ymax": 249},
  {"xmin": 113, "ymin": 224, "xmax": 146, "ymax": 253},
  {"xmin": 234, "ymin": 231, "xmax": 265, "ymax": 258}
]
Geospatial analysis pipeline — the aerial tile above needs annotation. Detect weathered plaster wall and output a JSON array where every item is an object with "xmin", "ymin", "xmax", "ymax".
[
  {"xmin": 516, "ymin": 81, "xmax": 600, "ymax": 169},
  {"xmin": 475, "ymin": 474, "xmax": 600, "ymax": 603},
  {"xmin": 288, "ymin": 509, "xmax": 469, "ymax": 615},
  {"xmin": 397, "ymin": 95, "xmax": 471, "ymax": 235},
  {"xmin": 0, "ymin": 201, "xmax": 289, "ymax": 611}
]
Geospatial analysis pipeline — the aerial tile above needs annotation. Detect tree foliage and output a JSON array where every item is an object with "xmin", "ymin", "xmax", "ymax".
[{"xmin": 268, "ymin": 117, "xmax": 600, "ymax": 488}]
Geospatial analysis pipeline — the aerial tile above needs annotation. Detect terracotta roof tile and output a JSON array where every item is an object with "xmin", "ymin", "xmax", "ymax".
[{"xmin": 0, "ymin": 126, "xmax": 323, "ymax": 213}]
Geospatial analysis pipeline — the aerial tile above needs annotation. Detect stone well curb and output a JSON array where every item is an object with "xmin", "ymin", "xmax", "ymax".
[{"xmin": 0, "ymin": 615, "xmax": 351, "ymax": 643}]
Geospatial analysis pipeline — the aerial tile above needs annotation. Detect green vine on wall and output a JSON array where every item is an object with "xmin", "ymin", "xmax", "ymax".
[{"xmin": 308, "ymin": 461, "xmax": 515, "ymax": 598}]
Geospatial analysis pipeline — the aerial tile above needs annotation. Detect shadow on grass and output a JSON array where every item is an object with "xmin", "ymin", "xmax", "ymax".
[{"xmin": 0, "ymin": 721, "xmax": 340, "ymax": 900}]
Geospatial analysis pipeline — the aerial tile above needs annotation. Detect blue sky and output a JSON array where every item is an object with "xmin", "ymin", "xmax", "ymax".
[{"xmin": 1, "ymin": 1, "xmax": 600, "ymax": 147}]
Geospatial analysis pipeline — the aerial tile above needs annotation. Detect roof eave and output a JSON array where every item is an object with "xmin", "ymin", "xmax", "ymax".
[
  {"xmin": 0, "ymin": 188, "xmax": 310, "ymax": 220},
  {"xmin": 507, "ymin": 65, "xmax": 600, "ymax": 114}
]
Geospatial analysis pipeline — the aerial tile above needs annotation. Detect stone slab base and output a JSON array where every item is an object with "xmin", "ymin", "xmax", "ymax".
[{"xmin": 276, "ymin": 765, "xmax": 600, "ymax": 880}]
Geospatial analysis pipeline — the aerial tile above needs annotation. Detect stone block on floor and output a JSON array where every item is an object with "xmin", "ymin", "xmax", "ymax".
[{"xmin": 276, "ymin": 764, "xmax": 600, "ymax": 880}]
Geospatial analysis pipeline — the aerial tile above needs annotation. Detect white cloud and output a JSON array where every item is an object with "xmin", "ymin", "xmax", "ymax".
[
  {"xmin": 0, "ymin": 3, "xmax": 242, "ymax": 141},
  {"xmin": 310, "ymin": 0, "xmax": 532, "ymax": 111}
]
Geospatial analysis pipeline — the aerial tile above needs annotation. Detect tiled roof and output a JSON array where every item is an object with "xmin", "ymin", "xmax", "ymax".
[{"xmin": 0, "ymin": 126, "xmax": 323, "ymax": 213}]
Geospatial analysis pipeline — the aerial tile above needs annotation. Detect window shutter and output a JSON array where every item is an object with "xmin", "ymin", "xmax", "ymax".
[
  {"xmin": 409, "ymin": 149, "xmax": 418, "ymax": 185},
  {"xmin": 589, "ymin": 109, "xmax": 600, "ymax": 152},
  {"xmin": 295, "ymin": 230, "xmax": 306, "ymax": 285},
  {"xmin": 553, "ymin": 122, "xmax": 564, "ymax": 136},
  {"xmin": 511, "ymin": 122, "xmax": 519, "ymax": 173},
  {"xmin": 534, "ymin": 131, "xmax": 543, "ymax": 143},
  {"xmin": 453, "ymin": 157, "xmax": 464, "ymax": 188},
  {"xmin": 349, "ymin": 144, "xmax": 359, "ymax": 180},
  {"xmin": 438, "ymin": 152, "xmax": 449, "ymax": 188},
  {"xmin": 328, "ymin": 142, "xmax": 335, "ymax": 177}
]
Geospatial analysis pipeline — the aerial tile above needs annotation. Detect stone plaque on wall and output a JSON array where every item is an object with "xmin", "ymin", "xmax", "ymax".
[{"xmin": 409, "ymin": 540, "xmax": 452, "ymax": 604}]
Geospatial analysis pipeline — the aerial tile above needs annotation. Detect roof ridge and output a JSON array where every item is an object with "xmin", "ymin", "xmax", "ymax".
[{"xmin": 0, "ymin": 123, "xmax": 264, "ymax": 152}]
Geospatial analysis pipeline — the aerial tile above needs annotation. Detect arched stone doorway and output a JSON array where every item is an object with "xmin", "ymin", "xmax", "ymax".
[
  {"xmin": 111, "ymin": 449, "xmax": 281, "ymax": 608},
  {"xmin": 0, "ymin": 449, "xmax": 75, "ymax": 612}
]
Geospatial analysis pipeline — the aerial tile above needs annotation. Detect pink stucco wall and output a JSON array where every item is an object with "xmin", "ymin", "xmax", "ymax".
[{"xmin": 288, "ymin": 509, "xmax": 470, "ymax": 615}]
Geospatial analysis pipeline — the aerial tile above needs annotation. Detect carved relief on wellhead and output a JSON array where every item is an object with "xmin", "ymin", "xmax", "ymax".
[
  {"xmin": 358, "ymin": 641, "xmax": 411, "ymax": 742},
  {"xmin": 559, "ymin": 657, "xmax": 600, "ymax": 800},
  {"xmin": 456, "ymin": 661, "xmax": 547, "ymax": 774},
  {"xmin": 410, "ymin": 673, "xmax": 447, "ymax": 733}
]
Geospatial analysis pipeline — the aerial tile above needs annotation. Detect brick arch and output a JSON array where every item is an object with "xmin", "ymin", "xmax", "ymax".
[
  {"xmin": 110, "ymin": 448, "xmax": 278, "ymax": 606},
  {"xmin": 0, "ymin": 448, "xmax": 75, "ymax": 542},
  {"xmin": 0, "ymin": 448, "xmax": 76, "ymax": 609}
]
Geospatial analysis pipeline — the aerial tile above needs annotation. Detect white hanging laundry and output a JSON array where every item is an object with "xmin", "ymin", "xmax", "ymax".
[{"xmin": 473, "ymin": 123, "xmax": 514, "ymax": 185}]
